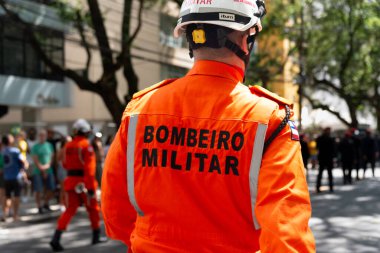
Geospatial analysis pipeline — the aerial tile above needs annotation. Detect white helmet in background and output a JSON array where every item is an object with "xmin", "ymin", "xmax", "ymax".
[
  {"xmin": 174, "ymin": 0, "xmax": 264, "ymax": 38},
  {"xmin": 73, "ymin": 119, "xmax": 91, "ymax": 133}
]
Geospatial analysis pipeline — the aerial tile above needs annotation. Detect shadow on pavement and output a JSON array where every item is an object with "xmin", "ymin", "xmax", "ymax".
[{"xmin": 310, "ymin": 176, "xmax": 380, "ymax": 253}]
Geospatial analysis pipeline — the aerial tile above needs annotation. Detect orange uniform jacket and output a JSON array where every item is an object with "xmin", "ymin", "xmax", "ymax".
[
  {"xmin": 102, "ymin": 61, "xmax": 315, "ymax": 253},
  {"xmin": 63, "ymin": 136, "xmax": 97, "ymax": 191}
]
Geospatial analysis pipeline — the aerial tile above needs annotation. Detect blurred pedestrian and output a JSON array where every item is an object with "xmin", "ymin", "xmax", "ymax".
[
  {"xmin": 26, "ymin": 128, "xmax": 37, "ymax": 197},
  {"xmin": 362, "ymin": 130, "xmax": 377, "ymax": 178},
  {"xmin": 47, "ymin": 129, "xmax": 63, "ymax": 203},
  {"xmin": 15, "ymin": 130, "xmax": 30, "ymax": 203},
  {"xmin": 27, "ymin": 128, "xmax": 37, "ymax": 148},
  {"xmin": 50, "ymin": 119, "xmax": 107, "ymax": 252},
  {"xmin": 316, "ymin": 127, "xmax": 335, "ymax": 193},
  {"xmin": 338, "ymin": 131, "xmax": 355, "ymax": 184},
  {"xmin": 300, "ymin": 134, "xmax": 310, "ymax": 179},
  {"xmin": 56, "ymin": 135, "xmax": 72, "ymax": 211},
  {"xmin": 47, "ymin": 129, "xmax": 63, "ymax": 155},
  {"xmin": 31, "ymin": 129, "xmax": 55, "ymax": 214},
  {"xmin": 351, "ymin": 129, "xmax": 362, "ymax": 180},
  {"xmin": 103, "ymin": 134, "xmax": 114, "ymax": 159},
  {"xmin": 1, "ymin": 134, "xmax": 27, "ymax": 221},
  {"xmin": 92, "ymin": 132, "xmax": 104, "ymax": 187},
  {"xmin": 0, "ymin": 138, "xmax": 5, "ymax": 219},
  {"xmin": 377, "ymin": 133, "xmax": 380, "ymax": 164},
  {"xmin": 15, "ymin": 130, "xmax": 28, "ymax": 160},
  {"xmin": 308, "ymin": 136, "xmax": 318, "ymax": 169}
]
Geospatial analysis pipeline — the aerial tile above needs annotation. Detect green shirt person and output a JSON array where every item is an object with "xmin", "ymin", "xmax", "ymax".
[
  {"xmin": 31, "ymin": 142, "xmax": 54, "ymax": 175},
  {"xmin": 31, "ymin": 130, "xmax": 56, "ymax": 214}
]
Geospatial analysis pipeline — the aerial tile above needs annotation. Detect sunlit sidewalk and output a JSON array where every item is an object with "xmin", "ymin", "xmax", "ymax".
[{"xmin": 308, "ymin": 167, "xmax": 380, "ymax": 253}]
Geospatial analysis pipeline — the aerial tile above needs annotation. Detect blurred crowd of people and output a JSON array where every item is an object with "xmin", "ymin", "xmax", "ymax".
[
  {"xmin": 0, "ymin": 127, "xmax": 114, "ymax": 222},
  {"xmin": 1, "ymin": 124, "xmax": 379, "ymax": 221},
  {"xmin": 300, "ymin": 128, "xmax": 380, "ymax": 193}
]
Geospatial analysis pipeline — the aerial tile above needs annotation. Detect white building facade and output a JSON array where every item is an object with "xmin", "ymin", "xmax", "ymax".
[{"xmin": 0, "ymin": 0, "xmax": 191, "ymax": 136}]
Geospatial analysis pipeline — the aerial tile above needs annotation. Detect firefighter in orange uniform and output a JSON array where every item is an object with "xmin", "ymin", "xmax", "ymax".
[
  {"xmin": 50, "ymin": 119, "xmax": 107, "ymax": 252},
  {"xmin": 102, "ymin": 0, "xmax": 315, "ymax": 252}
]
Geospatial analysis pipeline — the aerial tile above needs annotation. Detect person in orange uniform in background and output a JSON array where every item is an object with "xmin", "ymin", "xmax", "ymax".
[
  {"xmin": 102, "ymin": 1, "xmax": 315, "ymax": 252},
  {"xmin": 50, "ymin": 119, "xmax": 107, "ymax": 252}
]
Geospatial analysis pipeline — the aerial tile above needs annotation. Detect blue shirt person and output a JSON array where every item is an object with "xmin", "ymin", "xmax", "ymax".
[
  {"xmin": 1, "ymin": 134, "xmax": 26, "ymax": 222},
  {"xmin": 1, "ymin": 146, "xmax": 24, "ymax": 180}
]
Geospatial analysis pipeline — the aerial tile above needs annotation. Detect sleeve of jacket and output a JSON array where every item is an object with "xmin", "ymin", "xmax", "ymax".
[
  {"xmin": 101, "ymin": 116, "xmax": 136, "ymax": 251},
  {"xmin": 83, "ymin": 142, "xmax": 97, "ymax": 190},
  {"xmin": 255, "ymin": 105, "xmax": 316, "ymax": 253}
]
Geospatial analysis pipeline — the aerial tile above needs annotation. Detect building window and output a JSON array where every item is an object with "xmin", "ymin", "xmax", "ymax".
[
  {"xmin": 0, "ymin": 18, "xmax": 64, "ymax": 81},
  {"xmin": 161, "ymin": 64, "xmax": 188, "ymax": 80},
  {"xmin": 160, "ymin": 14, "xmax": 187, "ymax": 48}
]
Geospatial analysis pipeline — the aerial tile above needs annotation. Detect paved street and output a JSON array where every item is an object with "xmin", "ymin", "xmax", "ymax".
[
  {"xmin": 0, "ymin": 167, "xmax": 379, "ymax": 253},
  {"xmin": 308, "ymin": 168, "xmax": 380, "ymax": 253},
  {"xmin": 0, "ymin": 207, "xmax": 127, "ymax": 253}
]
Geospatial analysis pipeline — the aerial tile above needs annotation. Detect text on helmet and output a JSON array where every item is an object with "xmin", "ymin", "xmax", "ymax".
[{"xmin": 183, "ymin": 0, "xmax": 213, "ymax": 6}]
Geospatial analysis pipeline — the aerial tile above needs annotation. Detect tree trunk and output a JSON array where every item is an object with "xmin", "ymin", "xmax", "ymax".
[
  {"xmin": 124, "ymin": 55, "xmax": 139, "ymax": 103},
  {"xmin": 347, "ymin": 104, "xmax": 359, "ymax": 128},
  {"xmin": 99, "ymin": 86, "xmax": 125, "ymax": 126},
  {"xmin": 122, "ymin": 0, "xmax": 139, "ymax": 104}
]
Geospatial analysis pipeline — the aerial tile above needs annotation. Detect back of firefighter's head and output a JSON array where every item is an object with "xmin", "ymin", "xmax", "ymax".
[
  {"xmin": 72, "ymin": 119, "xmax": 91, "ymax": 137},
  {"xmin": 174, "ymin": 0, "xmax": 266, "ymax": 72}
]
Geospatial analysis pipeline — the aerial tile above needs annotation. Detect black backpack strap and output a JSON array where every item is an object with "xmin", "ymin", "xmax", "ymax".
[{"xmin": 263, "ymin": 105, "xmax": 291, "ymax": 154}]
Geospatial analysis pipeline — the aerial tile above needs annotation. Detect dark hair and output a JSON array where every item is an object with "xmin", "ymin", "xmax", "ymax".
[
  {"xmin": 105, "ymin": 135, "xmax": 114, "ymax": 145},
  {"xmin": 59, "ymin": 136, "xmax": 68, "ymax": 149},
  {"xmin": 2, "ymin": 134, "xmax": 10, "ymax": 145},
  {"xmin": 76, "ymin": 131, "xmax": 87, "ymax": 137}
]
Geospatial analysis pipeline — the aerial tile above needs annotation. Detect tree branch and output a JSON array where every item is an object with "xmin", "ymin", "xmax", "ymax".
[
  {"xmin": 303, "ymin": 92, "xmax": 351, "ymax": 127},
  {"xmin": 75, "ymin": 10, "xmax": 92, "ymax": 76},
  {"xmin": 87, "ymin": 0, "xmax": 114, "ymax": 73},
  {"xmin": 128, "ymin": 0, "xmax": 144, "ymax": 46},
  {"xmin": 313, "ymin": 77, "xmax": 343, "ymax": 96},
  {"xmin": 112, "ymin": 0, "xmax": 145, "ymax": 72},
  {"xmin": 0, "ymin": 0, "xmax": 98, "ymax": 93},
  {"xmin": 120, "ymin": 0, "xmax": 144, "ymax": 102},
  {"xmin": 99, "ymin": 0, "xmax": 145, "ymax": 84},
  {"xmin": 338, "ymin": 5, "xmax": 362, "ymax": 83}
]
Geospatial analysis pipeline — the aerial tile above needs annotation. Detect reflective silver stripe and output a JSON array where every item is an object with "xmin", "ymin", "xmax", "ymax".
[
  {"xmin": 249, "ymin": 123, "xmax": 268, "ymax": 230},
  {"xmin": 127, "ymin": 114, "xmax": 144, "ymax": 216}
]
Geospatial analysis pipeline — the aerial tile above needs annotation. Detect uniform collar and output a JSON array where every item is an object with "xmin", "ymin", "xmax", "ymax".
[{"xmin": 187, "ymin": 60, "xmax": 244, "ymax": 83}]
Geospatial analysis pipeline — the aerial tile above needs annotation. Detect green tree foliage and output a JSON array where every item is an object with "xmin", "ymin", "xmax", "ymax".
[
  {"xmin": 248, "ymin": 0, "xmax": 380, "ymax": 130},
  {"xmin": 303, "ymin": 0, "xmax": 380, "ymax": 129},
  {"xmin": 246, "ymin": 0, "xmax": 299, "ymax": 88}
]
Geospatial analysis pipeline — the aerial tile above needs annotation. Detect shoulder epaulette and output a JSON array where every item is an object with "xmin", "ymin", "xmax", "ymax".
[
  {"xmin": 249, "ymin": 85, "xmax": 293, "ymax": 108},
  {"xmin": 132, "ymin": 78, "xmax": 178, "ymax": 99}
]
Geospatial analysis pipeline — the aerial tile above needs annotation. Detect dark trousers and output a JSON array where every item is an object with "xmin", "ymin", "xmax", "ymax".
[
  {"xmin": 316, "ymin": 160, "xmax": 334, "ymax": 192},
  {"xmin": 363, "ymin": 157, "xmax": 375, "ymax": 178},
  {"xmin": 341, "ymin": 160, "xmax": 352, "ymax": 184},
  {"xmin": 354, "ymin": 158, "xmax": 361, "ymax": 179}
]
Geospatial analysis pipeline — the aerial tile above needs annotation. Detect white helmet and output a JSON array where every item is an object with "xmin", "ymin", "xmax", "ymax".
[
  {"xmin": 73, "ymin": 119, "xmax": 91, "ymax": 133},
  {"xmin": 174, "ymin": 0, "xmax": 264, "ymax": 38}
]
